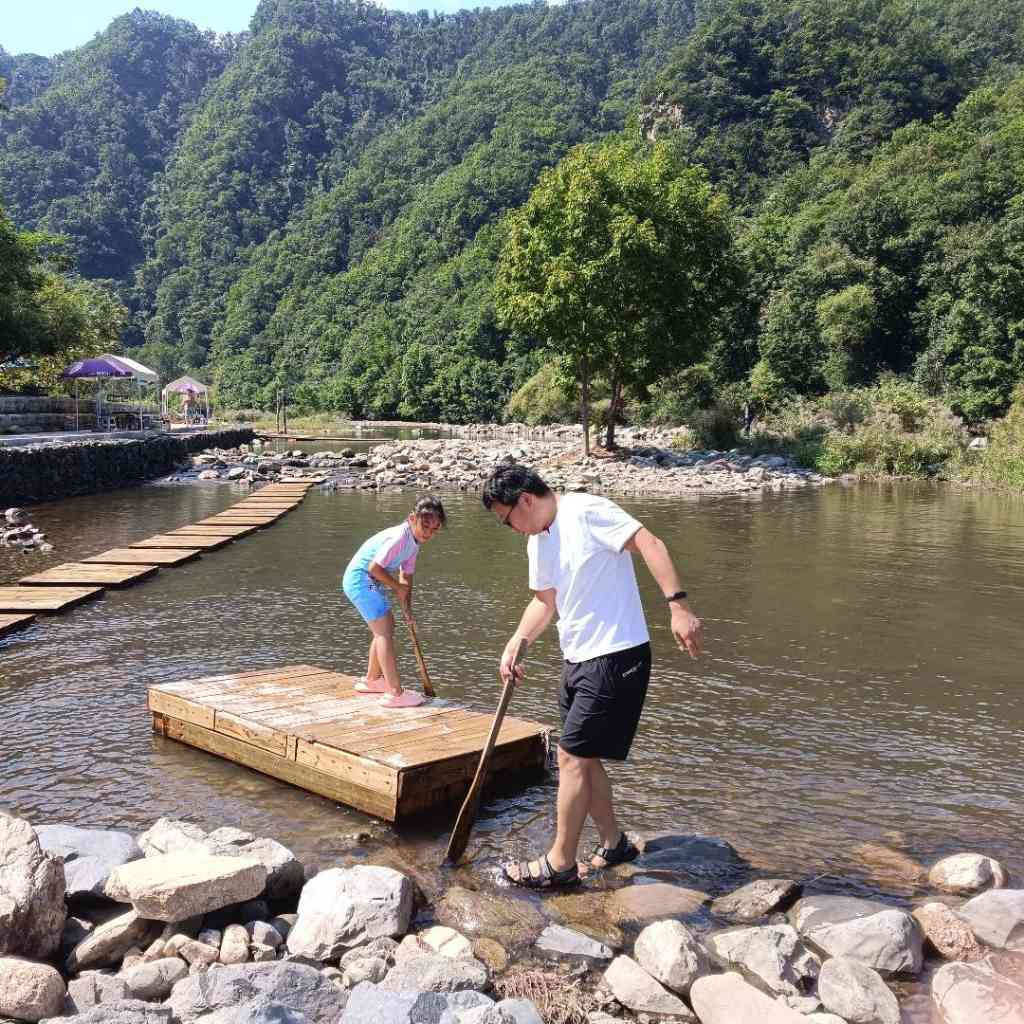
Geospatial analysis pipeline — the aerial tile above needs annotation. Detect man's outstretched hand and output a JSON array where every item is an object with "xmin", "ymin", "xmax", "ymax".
[
  {"xmin": 671, "ymin": 605, "xmax": 704, "ymax": 658},
  {"xmin": 499, "ymin": 636, "xmax": 528, "ymax": 684}
]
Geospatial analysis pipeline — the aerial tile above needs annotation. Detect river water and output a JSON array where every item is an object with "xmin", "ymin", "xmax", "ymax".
[{"xmin": 1, "ymin": 475, "xmax": 1022, "ymax": 911}]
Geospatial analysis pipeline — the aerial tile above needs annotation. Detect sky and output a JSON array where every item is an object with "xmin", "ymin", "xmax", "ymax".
[{"xmin": 3, "ymin": 0, "xmax": 536, "ymax": 57}]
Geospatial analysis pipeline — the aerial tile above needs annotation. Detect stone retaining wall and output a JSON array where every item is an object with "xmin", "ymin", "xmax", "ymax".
[
  {"xmin": 0, "ymin": 428, "xmax": 254, "ymax": 506},
  {"xmin": 0, "ymin": 396, "xmax": 151, "ymax": 434}
]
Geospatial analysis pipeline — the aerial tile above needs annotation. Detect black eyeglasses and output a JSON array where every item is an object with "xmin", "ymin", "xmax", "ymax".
[{"xmin": 501, "ymin": 495, "xmax": 520, "ymax": 528}]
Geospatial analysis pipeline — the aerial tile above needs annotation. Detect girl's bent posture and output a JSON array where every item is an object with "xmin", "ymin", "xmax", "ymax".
[{"xmin": 341, "ymin": 496, "xmax": 446, "ymax": 708}]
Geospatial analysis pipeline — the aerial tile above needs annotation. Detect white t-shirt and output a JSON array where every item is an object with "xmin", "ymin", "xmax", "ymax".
[{"xmin": 528, "ymin": 492, "xmax": 650, "ymax": 663}]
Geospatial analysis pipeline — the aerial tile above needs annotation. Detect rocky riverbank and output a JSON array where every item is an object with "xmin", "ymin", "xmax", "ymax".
[
  {"xmin": 1, "ymin": 810, "xmax": 1020, "ymax": 1023},
  {"xmin": 174, "ymin": 428, "xmax": 830, "ymax": 498}
]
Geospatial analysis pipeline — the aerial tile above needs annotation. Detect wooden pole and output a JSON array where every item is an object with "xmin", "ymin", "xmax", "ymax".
[
  {"xmin": 404, "ymin": 612, "xmax": 435, "ymax": 698},
  {"xmin": 444, "ymin": 638, "xmax": 527, "ymax": 864}
]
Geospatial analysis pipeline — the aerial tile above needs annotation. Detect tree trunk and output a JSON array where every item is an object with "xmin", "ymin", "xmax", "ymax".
[
  {"xmin": 580, "ymin": 357, "xmax": 591, "ymax": 458},
  {"xmin": 606, "ymin": 373, "xmax": 622, "ymax": 451}
]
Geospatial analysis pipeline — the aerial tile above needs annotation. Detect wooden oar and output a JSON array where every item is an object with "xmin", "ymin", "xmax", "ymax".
[
  {"xmin": 445, "ymin": 638, "xmax": 527, "ymax": 864},
  {"xmin": 404, "ymin": 611, "xmax": 435, "ymax": 698}
]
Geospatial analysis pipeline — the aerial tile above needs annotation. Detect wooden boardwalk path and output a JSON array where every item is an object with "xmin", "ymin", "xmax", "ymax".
[
  {"xmin": 150, "ymin": 665, "xmax": 550, "ymax": 822},
  {"xmin": 0, "ymin": 479, "xmax": 316, "ymax": 636}
]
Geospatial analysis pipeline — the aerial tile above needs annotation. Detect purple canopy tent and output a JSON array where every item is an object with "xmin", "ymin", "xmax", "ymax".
[{"xmin": 62, "ymin": 356, "xmax": 134, "ymax": 431}]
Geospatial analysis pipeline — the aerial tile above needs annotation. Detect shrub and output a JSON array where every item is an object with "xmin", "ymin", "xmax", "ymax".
[
  {"xmin": 972, "ymin": 385, "xmax": 1024, "ymax": 488},
  {"xmin": 505, "ymin": 362, "xmax": 579, "ymax": 425}
]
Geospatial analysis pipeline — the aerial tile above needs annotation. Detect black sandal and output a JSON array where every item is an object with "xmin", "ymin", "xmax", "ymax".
[
  {"xmin": 588, "ymin": 832, "xmax": 640, "ymax": 871},
  {"xmin": 502, "ymin": 855, "xmax": 581, "ymax": 890}
]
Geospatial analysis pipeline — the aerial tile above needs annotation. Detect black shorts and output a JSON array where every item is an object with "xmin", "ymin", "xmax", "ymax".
[{"xmin": 558, "ymin": 642, "xmax": 651, "ymax": 761}]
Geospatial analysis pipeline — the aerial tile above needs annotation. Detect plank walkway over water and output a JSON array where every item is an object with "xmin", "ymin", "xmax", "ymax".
[
  {"xmin": 150, "ymin": 665, "xmax": 550, "ymax": 822},
  {"xmin": 19, "ymin": 562, "xmax": 158, "ymax": 588},
  {"xmin": 83, "ymin": 547, "xmax": 200, "ymax": 566},
  {"xmin": 0, "ymin": 586, "xmax": 103, "ymax": 612},
  {"xmin": 0, "ymin": 613, "xmax": 36, "ymax": 638},
  {"xmin": 169, "ymin": 525, "xmax": 258, "ymax": 538},
  {"xmin": 131, "ymin": 532, "xmax": 236, "ymax": 550}
]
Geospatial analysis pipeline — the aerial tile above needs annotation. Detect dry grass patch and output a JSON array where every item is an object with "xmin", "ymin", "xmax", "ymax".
[{"xmin": 494, "ymin": 966, "xmax": 593, "ymax": 1024}]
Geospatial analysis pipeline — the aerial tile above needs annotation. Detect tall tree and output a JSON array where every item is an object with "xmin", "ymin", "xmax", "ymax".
[{"xmin": 495, "ymin": 138, "xmax": 740, "ymax": 452}]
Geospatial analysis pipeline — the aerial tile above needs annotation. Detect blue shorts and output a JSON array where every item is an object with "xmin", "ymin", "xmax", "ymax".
[{"xmin": 342, "ymin": 568, "xmax": 391, "ymax": 624}]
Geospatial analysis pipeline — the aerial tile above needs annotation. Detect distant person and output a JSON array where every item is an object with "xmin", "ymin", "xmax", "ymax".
[
  {"xmin": 181, "ymin": 393, "xmax": 192, "ymax": 425},
  {"xmin": 342, "ymin": 496, "xmax": 447, "ymax": 708},
  {"xmin": 482, "ymin": 464, "xmax": 703, "ymax": 888},
  {"xmin": 743, "ymin": 400, "xmax": 755, "ymax": 436}
]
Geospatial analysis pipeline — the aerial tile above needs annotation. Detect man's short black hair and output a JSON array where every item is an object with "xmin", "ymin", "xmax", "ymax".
[{"xmin": 481, "ymin": 463, "xmax": 552, "ymax": 510}]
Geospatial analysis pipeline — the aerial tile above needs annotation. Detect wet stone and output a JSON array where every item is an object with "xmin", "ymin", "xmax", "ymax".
[{"xmin": 712, "ymin": 879, "xmax": 802, "ymax": 922}]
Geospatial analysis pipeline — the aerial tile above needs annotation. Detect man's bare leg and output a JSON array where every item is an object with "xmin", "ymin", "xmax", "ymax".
[
  {"xmin": 547, "ymin": 747, "xmax": 594, "ymax": 872},
  {"xmin": 580, "ymin": 759, "xmax": 623, "ymax": 872}
]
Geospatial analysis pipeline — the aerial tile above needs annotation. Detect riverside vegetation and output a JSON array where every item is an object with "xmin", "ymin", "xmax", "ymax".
[
  {"xmin": 1, "ymin": 810, "xmax": 1021, "ymax": 1024},
  {"xmin": 1, "ymin": 0, "xmax": 1024, "ymax": 487}
]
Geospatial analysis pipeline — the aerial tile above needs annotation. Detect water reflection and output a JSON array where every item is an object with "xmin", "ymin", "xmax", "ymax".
[{"xmin": 1, "ymin": 481, "xmax": 1022, "ymax": 901}]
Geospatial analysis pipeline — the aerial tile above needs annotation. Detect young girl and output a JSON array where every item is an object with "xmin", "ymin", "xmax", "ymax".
[{"xmin": 342, "ymin": 496, "xmax": 446, "ymax": 708}]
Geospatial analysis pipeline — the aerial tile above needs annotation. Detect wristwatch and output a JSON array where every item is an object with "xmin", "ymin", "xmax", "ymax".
[{"xmin": 665, "ymin": 590, "xmax": 688, "ymax": 602}]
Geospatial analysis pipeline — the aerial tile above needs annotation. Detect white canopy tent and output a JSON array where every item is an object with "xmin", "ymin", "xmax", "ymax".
[{"xmin": 161, "ymin": 375, "xmax": 211, "ymax": 424}]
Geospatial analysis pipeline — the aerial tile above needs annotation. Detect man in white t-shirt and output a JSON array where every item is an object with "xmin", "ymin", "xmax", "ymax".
[{"xmin": 482, "ymin": 463, "xmax": 703, "ymax": 889}]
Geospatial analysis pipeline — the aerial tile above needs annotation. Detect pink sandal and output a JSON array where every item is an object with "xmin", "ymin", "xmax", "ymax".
[
  {"xmin": 378, "ymin": 690, "xmax": 426, "ymax": 708},
  {"xmin": 354, "ymin": 677, "xmax": 389, "ymax": 694}
]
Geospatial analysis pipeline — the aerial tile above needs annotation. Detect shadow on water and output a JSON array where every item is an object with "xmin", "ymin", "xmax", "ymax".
[{"xmin": 2, "ymin": 479, "xmax": 1023, "ymax": 922}]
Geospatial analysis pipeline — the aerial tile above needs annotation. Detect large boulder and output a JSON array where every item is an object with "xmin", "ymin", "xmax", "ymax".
[
  {"xmin": 607, "ymin": 882, "xmax": 708, "ymax": 925},
  {"xmin": 712, "ymin": 879, "xmax": 801, "ymax": 922},
  {"xmin": 706, "ymin": 924, "xmax": 819, "ymax": 999},
  {"xmin": 104, "ymin": 852, "xmax": 267, "ymax": 921},
  {"xmin": 689, "ymin": 972, "xmax": 809, "ymax": 1023},
  {"xmin": 192, "ymin": 1002, "xmax": 308, "ymax": 1024},
  {"xmin": 931, "ymin": 953, "xmax": 1024, "ymax": 1023},
  {"xmin": 137, "ymin": 821, "xmax": 303, "ymax": 902},
  {"xmin": 167, "ymin": 962, "xmax": 347, "ymax": 1023},
  {"xmin": 35, "ymin": 825, "xmax": 143, "ymax": 902},
  {"xmin": 602, "ymin": 955, "xmax": 694, "ymax": 1018},
  {"xmin": 633, "ymin": 919, "xmax": 710, "ymax": 996},
  {"xmin": 41, "ymin": 999, "xmax": 173, "ymax": 1023},
  {"xmin": 121, "ymin": 957, "xmax": 189, "ymax": 1001},
  {"xmin": 929, "ymin": 854, "xmax": 1008, "ymax": 895},
  {"xmin": 286, "ymin": 866, "xmax": 412, "ymax": 961},
  {"xmin": 339, "ymin": 983, "xmax": 492, "ymax": 1024},
  {"xmin": 957, "ymin": 889, "xmax": 1024, "ymax": 950},
  {"xmin": 65, "ymin": 909, "xmax": 160, "ymax": 973},
  {"xmin": 65, "ymin": 971, "xmax": 131, "ymax": 1012},
  {"xmin": 912, "ymin": 903, "xmax": 983, "ymax": 962},
  {"xmin": 0, "ymin": 813, "xmax": 67, "ymax": 959},
  {"xmin": 0, "ymin": 956, "xmax": 66, "ymax": 1022},
  {"xmin": 817, "ymin": 955, "xmax": 900, "ymax": 1024},
  {"xmin": 379, "ymin": 951, "xmax": 489, "ymax": 993},
  {"xmin": 790, "ymin": 896, "xmax": 922, "ymax": 976},
  {"xmin": 436, "ymin": 887, "xmax": 545, "ymax": 947},
  {"xmin": 637, "ymin": 834, "xmax": 746, "ymax": 885}
]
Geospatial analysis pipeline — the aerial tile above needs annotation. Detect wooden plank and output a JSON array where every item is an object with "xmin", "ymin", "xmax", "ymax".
[
  {"xmin": 160, "ymin": 716, "xmax": 397, "ymax": 820},
  {"xmin": 367, "ymin": 716, "xmax": 542, "ymax": 759},
  {"xmin": 82, "ymin": 547, "xmax": 200, "ymax": 566},
  {"xmin": 154, "ymin": 665, "xmax": 330, "ymax": 697},
  {"xmin": 148, "ymin": 690, "xmax": 216, "ymax": 729},
  {"xmin": 214, "ymin": 710, "xmax": 288, "ymax": 756},
  {"xmin": 396, "ymin": 735, "xmax": 546, "ymax": 820},
  {"xmin": 210, "ymin": 509, "xmax": 285, "ymax": 517},
  {"xmin": 0, "ymin": 586, "xmax": 104, "ymax": 612},
  {"xmin": 296, "ymin": 704, "xmax": 465, "ymax": 746},
  {"xmin": 0, "ymin": 613, "xmax": 36, "ymax": 638},
  {"xmin": 18, "ymin": 562, "xmax": 158, "ymax": 588},
  {"xmin": 337, "ymin": 710, "xmax": 482, "ymax": 755},
  {"xmin": 169, "ymin": 524, "xmax": 258, "ymax": 537},
  {"xmin": 295, "ymin": 739, "xmax": 397, "ymax": 794},
  {"xmin": 370, "ymin": 721, "xmax": 544, "ymax": 768},
  {"xmin": 196, "ymin": 517, "xmax": 279, "ymax": 528},
  {"xmin": 131, "ymin": 534, "xmax": 234, "ymax": 550}
]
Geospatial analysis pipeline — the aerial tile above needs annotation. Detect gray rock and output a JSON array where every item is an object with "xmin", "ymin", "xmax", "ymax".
[
  {"xmin": 818, "ymin": 956, "xmax": 899, "ymax": 1024},
  {"xmin": 690, "ymin": 972, "xmax": 809, "ymax": 1023},
  {"xmin": 535, "ymin": 924, "xmax": 612, "ymax": 960},
  {"xmin": 36, "ymin": 825, "xmax": 143, "ymax": 902},
  {"xmin": 201, "ymin": 1002, "xmax": 309, "ymax": 1024},
  {"xmin": 250, "ymin": 943, "xmax": 276, "ymax": 962},
  {"xmin": 712, "ymin": 879, "xmax": 801, "ymax": 921},
  {"xmin": 41, "ymin": 999, "xmax": 173, "ymax": 1024},
  {"xmin": 436, "ymin": 887, "xmax": 545, "ymax": 946},
  {"xmin": 104, "ymin": 852, "xmax": 267, "ymax": 922},
  {"xmin": 198, "ymin": 929, "xmax": 222, "ymax": 948},
  {"xmin": 122, "ymin": 957, "xmax": 188, "ymax": 1001},
  {"xmin": 66, "ymin": 909, "xmax": 160, "ymax": 973},
  {"xmin": 248, "ymin": 921, "xmax": 283, "ymax": 948},
  {"xmin": 790, "ymin": 896, "xmax": 922, "ymax": 976},
  {"xmin": 338, "ymin": 936, "xmax": 397, "ymax": 969},
  {"xmin": 929, "ymin": 854, "xmax": 1008, "ymax": 895},
  {"xmin": 380, "ymin": 951, "xmax": 489, "ymax": 993},
  {"xmin": 602, "ymin": 955, "xmax": 694, "ymax": 1018},
  {"xmin": 931, "ymin": 954, "xmax": 1024, "ymax": 1023},
  {"xmin": 220, "ymin": 924, "xmax": 250, "ymax": 965},
  {"xmin": 0, "ymin": 813, "xmax": 67, "ymax": 960},
  {"xmin": 0, "ymin": 956, "xmax": 66, "ymax": 1022},
  {"xmin": 634, "ymin": 919, "xmax": 711, "ymax": 996},
  {"xmin": 270, "ymin": 917, "xmax": 295, "ymax": 941},
  {"xmin": 706, "ymin": 923, "xmax": 819, "ymax": 998},
  {"xmin": 957, "ymin": 889, "xmax": 1024, "ymax": 950},
  {"xmin": 65, "ymin": 970, "xmax": 130, "ymax": 1012},
  {"xmin": 341, "ymin": 956, "xmax": 387, "ymax": 987},
  {"xmin": 138, "ymin": 821, "xmax": 303, "ymax": 902},
  {"xmin": 179, "ymin": 939, "xmax": 221, "ymax": 966},
  {"xmin": 167, "ymin": 961, "xmax": 347, "ymax": 1023},
  {"xmin": 287, "ymin": 866, "xmax": 413, "ymax": 961},
  {"xmin": 340, "ymin": 983, "xmax": 492, "ymax": 1024},
  {"xmin": 805, "ymin": 1015, "xmax": 849, "ymax": 1024},
  {"xmin": 464, "ymin": 1000, "xmax": 543, "ymax": 1024}
]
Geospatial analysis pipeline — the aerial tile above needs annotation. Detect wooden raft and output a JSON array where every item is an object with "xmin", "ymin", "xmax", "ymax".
[{"xmin": 149, "ymin": 665, "xmax": 550, "ymax": 822}]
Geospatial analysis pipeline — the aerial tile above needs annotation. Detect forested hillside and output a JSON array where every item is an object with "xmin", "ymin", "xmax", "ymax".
[{"xmin": 2, "ymin": 0, "xmax": 1023, "ymax": 430}]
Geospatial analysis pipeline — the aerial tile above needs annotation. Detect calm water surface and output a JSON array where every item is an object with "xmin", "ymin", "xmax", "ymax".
[{"xmin": 1, "ymin": 480, "xmax": 1022, "ymax": 907}]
